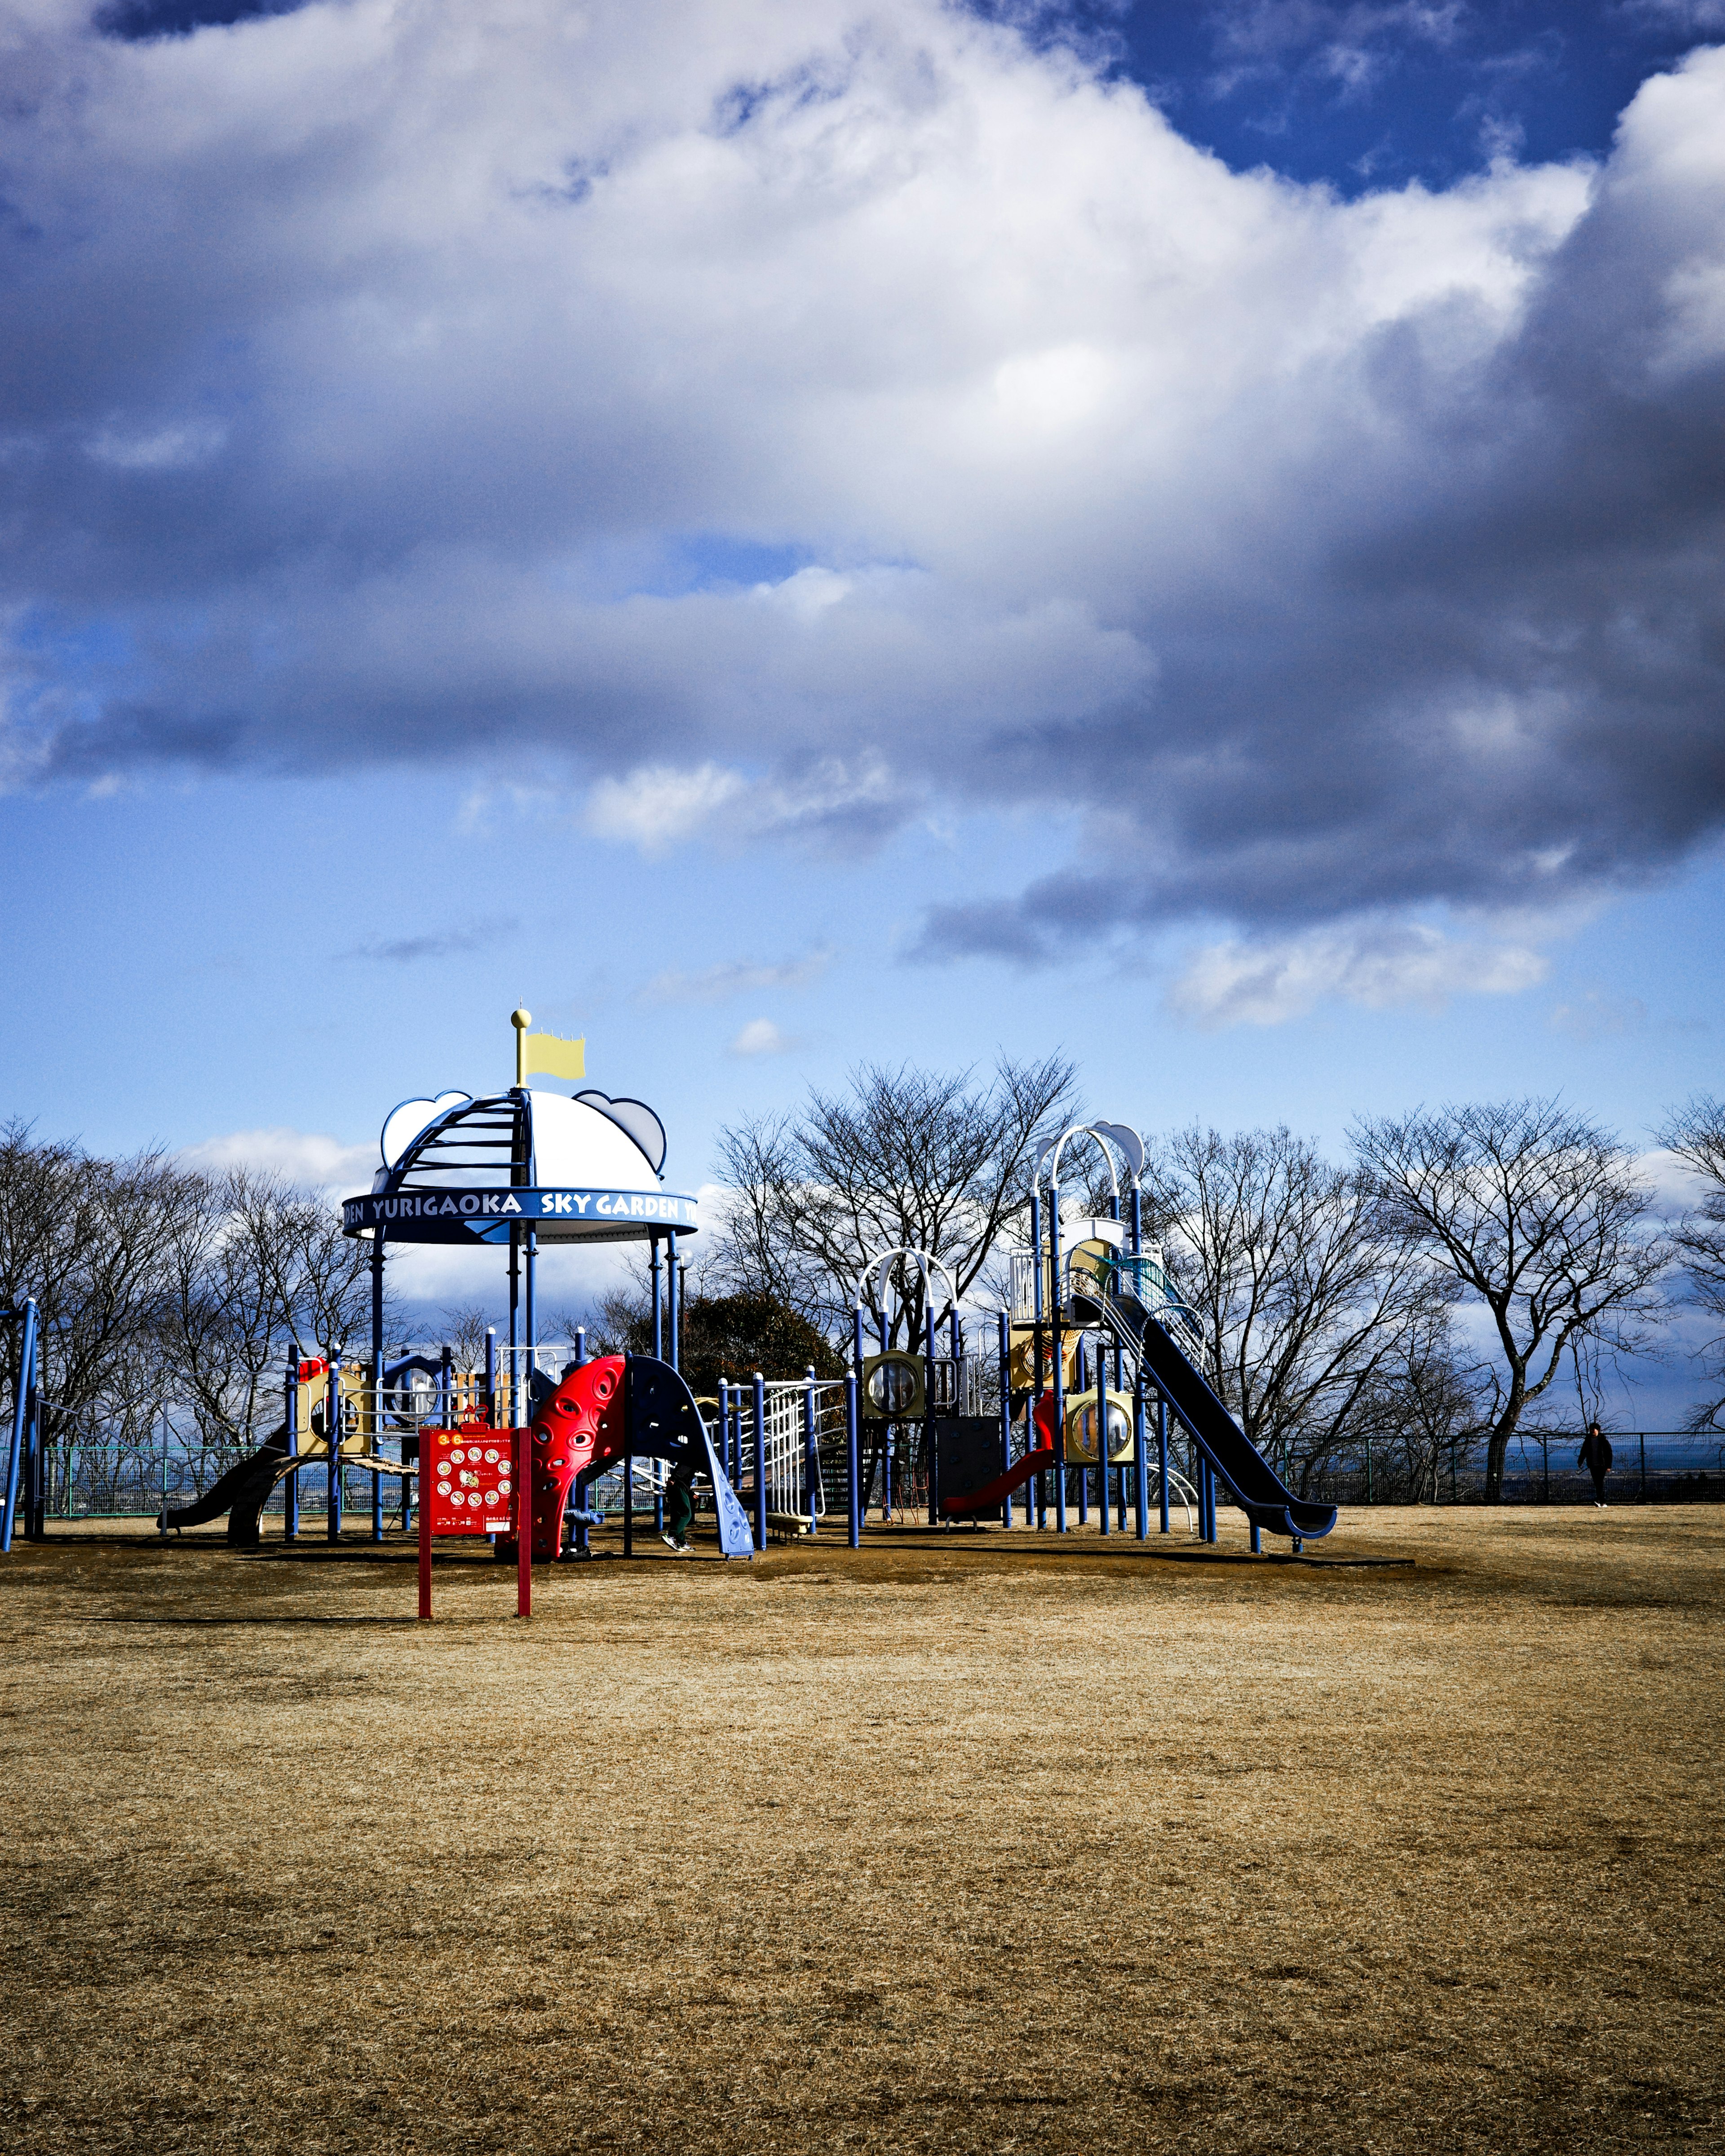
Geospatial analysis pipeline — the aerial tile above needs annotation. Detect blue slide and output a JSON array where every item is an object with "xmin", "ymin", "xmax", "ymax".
[{"xmin": 1069, "ymin": 1279, "xmax": 1337, "ymax": 1542}]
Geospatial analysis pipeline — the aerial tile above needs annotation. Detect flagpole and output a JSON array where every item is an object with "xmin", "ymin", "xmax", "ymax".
[{"xmin": 513, "ymin": 1006, "xmax": 531, "ymax": 1087}]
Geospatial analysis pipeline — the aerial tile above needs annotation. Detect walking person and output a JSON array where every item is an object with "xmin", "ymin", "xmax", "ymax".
[
  {"xmin": 660, "ymin": 1454, "xmax": 697, "ymax": 1553},
  {"xmin": 1579, "ymin": 1421, "xmax": 1613, "ymax": 1507}
]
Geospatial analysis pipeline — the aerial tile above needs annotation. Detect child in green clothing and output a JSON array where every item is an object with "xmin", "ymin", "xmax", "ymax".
[{"xmin": 660, "ymin": 1456, "xmax": 697, "ymax": 1553}]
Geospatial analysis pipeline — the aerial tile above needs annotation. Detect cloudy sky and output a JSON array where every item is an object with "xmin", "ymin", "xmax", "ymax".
[{"xmin": 3, "ymin": 0, "xmax": 1722, "ymax": 1397}]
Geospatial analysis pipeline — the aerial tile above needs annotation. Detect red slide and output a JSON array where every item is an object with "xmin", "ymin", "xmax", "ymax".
[
  {"xmin": 939, "ymin": 1392, "xmax": 1060, "ymax": 1517},
  {"xmin": 939, "ymin": 1444, "xmax": 1056, "ymax": 1517}
]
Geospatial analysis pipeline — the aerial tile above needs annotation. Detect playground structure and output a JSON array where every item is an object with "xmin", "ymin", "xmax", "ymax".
[
  {"xmin": 2, "ymin": 1041, "xmax": 1343, "ymax": 1568},
  {"xmin": 957, "ymin": 1118, "xmax": 1337, "ymax": 1549}
]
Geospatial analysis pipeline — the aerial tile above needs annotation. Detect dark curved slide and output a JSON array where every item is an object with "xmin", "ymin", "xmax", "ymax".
[
  {"xmin": 159, "ymin": 1426, "xmax": 291, "ymax": 1546},
  {"xmin": 1072, "ymin": 1286, "xmax": 1337, "ymax": 1542}
]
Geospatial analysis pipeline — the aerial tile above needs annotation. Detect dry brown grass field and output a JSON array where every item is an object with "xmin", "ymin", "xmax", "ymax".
[{"xmin": 0, "ymin": 1505, "xmax": 1720, "ymax": 2155}]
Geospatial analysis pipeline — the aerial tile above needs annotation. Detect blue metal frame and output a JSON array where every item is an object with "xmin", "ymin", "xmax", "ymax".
[{"xmin": 2, "ymin": 1301, "xmax": 40, "ymax": 1554}]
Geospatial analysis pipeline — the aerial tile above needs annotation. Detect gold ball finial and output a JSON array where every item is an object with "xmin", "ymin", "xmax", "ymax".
[{"xmin": 512, "ymin": 1007, "xmax": 531, "ymax": 1030}]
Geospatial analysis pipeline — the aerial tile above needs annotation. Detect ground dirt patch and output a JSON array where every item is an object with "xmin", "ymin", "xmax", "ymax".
[{"xmin": 1, "ymin": 1507, "xmax": 1720, "ymax": 2153}]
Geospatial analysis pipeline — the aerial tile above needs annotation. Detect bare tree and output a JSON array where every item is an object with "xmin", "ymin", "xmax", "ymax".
[
  {"xmin": 436, "ymin": 1304, "xmax": 497, "ymax": 1371},
  {"xmin": 1150, "ymin": 1125, "xmax": 1445, "ymax": 1492},
  {"xmin": 0, "ymin": 1118, "xmax": 201, "ymax": 1427},
  {"xmin": 1657, "ymin": 1095, "xmax": 1725, "ymax": 1432},
  {"xmin": 1352, "ymin": 1100, "xmax": 1670, "ymax": 1501},
  {"xmin": 1349, "ymin": 1311, "xmax": 1491, "ymax": 1503},
  {"xmin": 710, "ymin": 1056, "xmax": 1078, "ymax": 1347},
  {"xmin": 157, "ymin": 1168, "xmax": 287, "ymax": 1461}
]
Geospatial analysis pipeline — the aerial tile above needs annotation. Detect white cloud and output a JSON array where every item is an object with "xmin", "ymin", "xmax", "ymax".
[
  {"xmin": 179, "ymin": 1125, "xmax": 376, "ymax": 1193},
  {"xmin": 1, "ymin": 4, "xmax": 1722, "ymax": 963},
  {"xmin": 643, "ymin": 945, "xmax": 834, "ymax": 1005},
  {"xmin": 584, "ymin": 762, "xmax": 748, "ymax": 853},
  {"xmin": 1169, "ymin": 921, "xmax": 1548, "ymax": 1029},
  {"xmin": 726, "ymin": 1016, "xmax": 802, "ymax": 1056}
]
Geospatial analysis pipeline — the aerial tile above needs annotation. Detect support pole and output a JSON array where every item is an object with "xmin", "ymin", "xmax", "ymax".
[
  {"xmin": 666, "ymin": 1233, "xmax": 680, "ymax": 1370},
  {"xmin": 805, "ymin": 1365, "xmax": 819, "ymax": 1539},
  {"xmin": 997, "ymin": 1308, "xmax": 1013, "ymax": 1530},
  {"xmin": 1095, "ymin": 1331, "xmax": 1110, "ymax": 1537},
  {"xmin": 1133, "ymin": 1365, "xmax": 1148, "ymax": 1542},
  {"xmin": 623, "ymin": 1354, "xmax": 633, "ymax": 1560},
  {"xmin": 845, "ymin": 1371, "xmax": 861, "ymax": 1547},
  {"xmin": 650, "ymin": 1233, "xmax": 663, "ymax": 1360},
  {"xmin": 326, "ymin": 1359, "xmax": 342, "ymax": 1541},
  {"xmin": 752, "ymin": 1373, "xmax": 767, "ymax": 1551},
  {"xmin": 925, "ymin": 1303, "xmax": 939, "ymax": 1526},
  {"xmin": 371, "ymin": 1235, "xmax": 385, "ymax": 1544},
  {"xmin": 1030, "ymin": 1191, "xmax": 1045, "ymax": 1530},
  {"xmin": 1158, "ymin": 1395, "xmax": 1170, "ymax": 1536},
  {"xmin": 2, "ymin": 1300, "xmax": 37, "ymax": 1554},
  {"xmin": 418, "ymin": 1443, "xmax": 432, "ymax": 1621},
  {"xmin": 524, "ymin": 1226, "xmax": 538, "ymax": 1416},
  {"xmin": 508, "ymin": 1228, "xmax": 520, "ymax": 1428},
  {"xmin": 1049, "ymin": 1193, "xmax": 1067, "ymax": 1533},
  {"xmin": 284, "ymin": 1359, "xmax": 299, "ymax": 1542},
  {"xmin": 852, "ymin": 1307, "xmax": 867, "ymax": 1523}
]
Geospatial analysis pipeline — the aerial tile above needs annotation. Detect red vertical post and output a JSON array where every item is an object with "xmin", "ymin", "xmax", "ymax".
[
  {"xmin": 418, "ymin": 1442, "xmax": 432, "ymax": 1621},
  {"xmin": 516, "ymin": 1428, "xmax": 532, "ymax": 1618}
]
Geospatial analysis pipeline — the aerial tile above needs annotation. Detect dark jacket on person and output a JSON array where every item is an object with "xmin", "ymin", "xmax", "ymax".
[{"xmin": 1579, "ymin": 1428, "xmax": 1614, "ymax": 1475}]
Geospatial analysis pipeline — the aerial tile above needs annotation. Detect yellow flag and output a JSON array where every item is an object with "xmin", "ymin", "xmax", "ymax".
[{"xmin": 522, "ymin": 1032, "xmax": 585, "ymax": 1082}]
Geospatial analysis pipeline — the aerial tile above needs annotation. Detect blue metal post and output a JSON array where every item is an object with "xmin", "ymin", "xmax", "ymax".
[
  {"xmin": 997, "ymin": 1308, "xmax": 1013, "ymax": 1529},
  {"xmin": 575, "ymin": 1326, "xmax": 587, "ymax": 1367},
  {"xmin": 1133, "ymin": 1364, "xmax": 1148, "ymax": 1541},
  {"xmin": 508, "ymin": 1227, "xmax": 520, "ymax": 1427},
  {"xmin": 1075, "ymin": 1337, "xmax": 1089, "ymax": 1527},
  {"xmin": 1030, "ymin": 1189, "xmax": 1045, "ymax": 1529},
  {"xmin": 524, "ymin": 1227, "xmax": 538, "ymax": 1412},
  {"xmin": 284, "ymin": 1359, "xmax": 300, "ymax": 1542},
  {"xmin": 752, "ymin": 1372, "xmax": 767, "ymax": 1551},
  {"xmin": 667, "ymin": 1234, "xmax": 680, "ymax": 1369},
  {"xmin": 650, "ymin": 1233, "xmax": 663, "ymax": 1360},
  {"xmin": 805, "ymin": 1365, "xmax": 818, "ymax": 1538},
  {"xmin": 1158, "ymin": 1394, "xmax": 1170, "ymax": 1535},
  {"xmin": 2, "ymin": 1299, "xmax": 38, "ymax": 1553},
  {"xmin": 845, "ymin": 1372, "xmax": 861, "ymax": 1546},
  {"xmin": 852, "ymin": 1306, "xmax": 867, "ymax": 1521},
  {"xmin": 623, "ymin": 1355, "xmax": 633, "ymax": 1559},
  {"xmin": 1094, "ymin": 1331, "xmax": 1110, "ymax": 1537},
  {"xmin": 371, "ymin": 1236, "xmax": 385, "ymax": 1543},
  {"xmin": 926, "ymin": 1304, "xmax": 939, "ymax": 1525},
  {"xmin": 326, "ymin": 1359, "xmax": 342, "ymax": 1540},
  {"xmin": 1049, "ymin": 1193, "xmax": 1067, "ymax": 1533}
]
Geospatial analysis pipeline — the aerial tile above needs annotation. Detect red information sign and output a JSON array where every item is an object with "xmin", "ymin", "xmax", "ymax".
[
  {"xmin": 417, "ymin": 1420, "xmax": 533, "ymax": 1622},
  {"xmin": 423, "ymin": 1422, "xmax": 517, "ymax": 1537}
]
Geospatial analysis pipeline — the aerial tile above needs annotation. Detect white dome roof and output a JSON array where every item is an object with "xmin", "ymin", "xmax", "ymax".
[{"xmin": 528, "ymin": 1091, "xmax": 658, "ymax": 1186}]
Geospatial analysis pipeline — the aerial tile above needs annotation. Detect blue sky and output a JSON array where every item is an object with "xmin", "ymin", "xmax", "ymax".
[{"xmin": 3, "ymin": 0, "xmax": 1722, "ymax": 1419}]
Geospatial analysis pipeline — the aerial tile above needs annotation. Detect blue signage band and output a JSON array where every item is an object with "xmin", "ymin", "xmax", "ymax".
[{"xmin": 341, "ymin": 1186, "xmax": 700, "ymax": 1244}]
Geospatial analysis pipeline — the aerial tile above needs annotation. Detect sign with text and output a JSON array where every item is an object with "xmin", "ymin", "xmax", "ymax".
[
  {"xmin": 341, "ymin": 1185, "xmax": 700, "ymax": 1246},
  {"xmin": 423, "ymin": 1423, "xmax": 518, "ymax": 1537}
]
